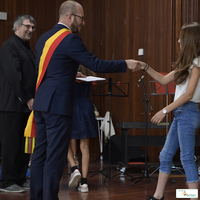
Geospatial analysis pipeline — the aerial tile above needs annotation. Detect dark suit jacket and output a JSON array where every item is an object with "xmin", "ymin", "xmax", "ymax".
[
  {"xmin": 33, "ymin": 24, "xmax": 127, "ymax": 116},
  {"xmin": 0, "ymin": 34, "xmax": 37, "ymax": 112}
]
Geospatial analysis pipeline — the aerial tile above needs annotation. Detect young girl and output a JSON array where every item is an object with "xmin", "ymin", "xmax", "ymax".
[
  {"xmin": 140, "ymin": 22, "xmax": 200, "ymax": 200},
  {"xmin": 67, "ymin": 65, "xmax": 98, "ymax": 192}
]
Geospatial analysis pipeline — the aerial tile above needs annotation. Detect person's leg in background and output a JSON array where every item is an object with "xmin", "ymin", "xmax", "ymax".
[
  {"xmin": 67, "ymin": 145, "xmax": 81, "ymax": 188},
  {"xmin": 70, "ymin": 139, "xmax": 79, "ymax": 166},
  {"xmin": 0, "ymin": 112, "xmax": 30, "ymax": 193},
  {"xmin": 78, "ymin": 138, "xmax": 90, "ymax": 193}
]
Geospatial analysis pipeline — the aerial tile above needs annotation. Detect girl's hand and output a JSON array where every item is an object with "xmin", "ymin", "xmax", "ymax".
[
  {"xmin": 151, "ymin": 110, "xmax": 166, "ymax": 124},
  {"xmin": 76, "ymin": 72, "xmax": 86, "ymax": 83},
  {"xmin": 76, "ymin": 72, "xmax": 86, "ymax": 78}
]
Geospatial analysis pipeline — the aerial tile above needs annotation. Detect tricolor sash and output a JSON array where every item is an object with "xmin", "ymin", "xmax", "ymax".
[{"xmin": 24, "ymin": 28, "xmax": 72, "ymax": 153}]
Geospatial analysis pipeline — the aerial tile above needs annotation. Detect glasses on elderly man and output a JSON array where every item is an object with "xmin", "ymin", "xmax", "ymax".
[
  {"xmin": 22, "ymin": 24, "xmax": 36, "ymax": 31},
  {"xmin": 66, "ymin": 14, "xmax": 84, "ymax": 23}
]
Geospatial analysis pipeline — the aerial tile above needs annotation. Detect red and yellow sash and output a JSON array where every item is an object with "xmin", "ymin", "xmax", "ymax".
[{"xmin": 24, "ymin": 28, "xmax": 72, "ymax": 153}]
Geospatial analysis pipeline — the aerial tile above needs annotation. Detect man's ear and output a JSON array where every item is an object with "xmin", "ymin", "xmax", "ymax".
[
  {"xmin": 68, "ymin": 14, "xmax": 74, "ymax": 22},
  {"xmin": 15, "ymin": 25, "xmax": 20, "ymax": 30}
]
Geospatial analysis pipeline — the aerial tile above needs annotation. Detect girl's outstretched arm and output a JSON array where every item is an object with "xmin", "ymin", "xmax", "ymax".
[{"xmin": 138, "ymin": 61, "xmax": 175, "ymax": 85}]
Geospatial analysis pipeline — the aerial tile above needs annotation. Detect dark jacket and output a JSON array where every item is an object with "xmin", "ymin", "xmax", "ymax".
[
  {"xmin": 0, "ymin": 34, "xmax": 37, "ymax": 112},
  {"xmin": 33, "ymin": 24, "xmax": 127, "ymax": 116}
]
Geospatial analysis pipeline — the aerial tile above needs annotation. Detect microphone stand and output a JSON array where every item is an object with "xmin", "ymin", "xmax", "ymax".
[
  {"xmin": 131, "ymin": 77, "xmax": 175, "ymax": 185},
  {"xmin": 89, "ymin": 78, "xmax": 116, "ymax": 182},
  {"xmin": 131, "ymin": 77, "xmax": 155, "ymax": 186},
  {"xmin": 89, "ymin": 78, "xmax": 130, "ymax": 182}
]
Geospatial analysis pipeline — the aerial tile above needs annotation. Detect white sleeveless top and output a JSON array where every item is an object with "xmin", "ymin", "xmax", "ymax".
[{"xmin": 174, "ymin": 57, "xmax": 200, "ymax": 103}]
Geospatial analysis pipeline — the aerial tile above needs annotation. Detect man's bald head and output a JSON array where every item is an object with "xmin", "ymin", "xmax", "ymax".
[
  {"xmin": 58, "ymin": 0, "xmax": 85, "ymax": 33},
  {"xmin": 59, "ymin": 1, "xmax": 78, "ymax": 19}
]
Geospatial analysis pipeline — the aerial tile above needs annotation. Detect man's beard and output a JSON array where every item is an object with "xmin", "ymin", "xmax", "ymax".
[{"xmin": 71, "ymin": 18, "xmax": 80, "ymax": 34}]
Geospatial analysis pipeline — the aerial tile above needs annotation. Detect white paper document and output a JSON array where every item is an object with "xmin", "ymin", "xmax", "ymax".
[{"xmin": 76, "ymin": 76, "xmax": 106, "ymax": 82}]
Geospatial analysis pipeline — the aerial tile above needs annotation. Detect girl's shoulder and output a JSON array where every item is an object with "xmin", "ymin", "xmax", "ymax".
[{"xmin": 192, "ymin": 57, "xmax": 200, "ymax": 68}]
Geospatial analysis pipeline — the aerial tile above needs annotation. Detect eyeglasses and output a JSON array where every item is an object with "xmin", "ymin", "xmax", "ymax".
[
  {"xmin": 67, "ymin": 14, "xmax": 84, "ymax": 23},
  {"xmin": 22, "ymin": 24, "xmax": 36, "ymax": 31}
]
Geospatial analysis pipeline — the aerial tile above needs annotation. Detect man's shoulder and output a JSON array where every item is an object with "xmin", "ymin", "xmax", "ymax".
[
  {"xmin": 62, "ymin": 32, "xmax": 82, "ymax": 46},
  {"xmin": 3, "ymin": 34, "xmax": 17, "ymax": 44},
  {"xmin": 37, "ymin": 26, "xmax": 78, "ymax": 46},
  {"xmin": 1, "ymin": 35, "xmax": 18, "ymax": 51}
]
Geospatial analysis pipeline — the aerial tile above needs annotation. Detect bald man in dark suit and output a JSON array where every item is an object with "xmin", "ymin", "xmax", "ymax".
[{"xmin": 30, "ymin": 1, "xmax": 141, "ymax": 200}]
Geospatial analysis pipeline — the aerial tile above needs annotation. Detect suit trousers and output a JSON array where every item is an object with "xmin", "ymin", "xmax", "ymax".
[
  {"xmin": 30, "ymin": 111, "xmax": 73, "ymax": 200},
  {"xmin": 0, "ymin": 111, "xmax": 30, "ymax": 188}
]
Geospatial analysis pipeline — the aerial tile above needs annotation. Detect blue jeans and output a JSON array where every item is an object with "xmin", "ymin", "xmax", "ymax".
[{"xmin": 159, "ymin": 101, "xmax": 200, "ymax": 183}]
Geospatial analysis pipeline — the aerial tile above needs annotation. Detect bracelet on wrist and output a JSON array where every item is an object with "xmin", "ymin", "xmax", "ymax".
[
  {"xmin": 142, "ymin": 64, "xmax": 147, "ymax": 71},
  {"xmin": 145, "ymin": 64, "xmax": 149, "ymax": 71},
  {"xmin": 143, "ymin": 64, "xmax": 149, "ymax": 71}
]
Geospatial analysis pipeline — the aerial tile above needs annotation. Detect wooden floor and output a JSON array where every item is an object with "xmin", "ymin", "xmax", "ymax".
[{"xmin": 0, "ymin": 159, "xmax": 198, "ymax": 200}]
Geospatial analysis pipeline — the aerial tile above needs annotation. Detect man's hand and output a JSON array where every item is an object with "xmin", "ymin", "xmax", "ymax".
[
  {"xmin": 125, "ymin": 59, "xmax": 144, "ymax": 72},
  {"xmin": 27, "ymin": 98, "xmax": 34, "ymax": 111},
  {"xmin": 138, "ymin": 61, "xmax": 147, "ymax": 70}
]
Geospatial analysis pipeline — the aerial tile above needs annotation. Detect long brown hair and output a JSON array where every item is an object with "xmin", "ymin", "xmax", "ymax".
[
  {"xmin": 78, "ymin": 65, "xmax": 96, "ymax": 76},
  {"xmin": 173, "ymin": 22, "xmax": 200, "ymax": 85}
]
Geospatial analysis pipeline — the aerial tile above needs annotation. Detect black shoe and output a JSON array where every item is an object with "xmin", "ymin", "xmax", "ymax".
[
  {"xmin": 20, "ymin": 182, "xmax": 30, "ymax": 190},
  {"xmin": 147, "ymin": 196, "xmax": 164, "ymax": 200},
  {"xmin": 0, "ymin": 184, "xmax": 25, "ymax": 193}
]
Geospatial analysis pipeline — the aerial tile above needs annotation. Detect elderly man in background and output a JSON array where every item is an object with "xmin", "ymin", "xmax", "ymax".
[{"xmin": 0, "ymin": 14, "xmax": 37, "ymax": 193}]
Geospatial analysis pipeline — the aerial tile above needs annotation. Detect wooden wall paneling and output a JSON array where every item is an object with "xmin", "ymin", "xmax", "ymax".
[
  {"xmin": 86, "ymin": 0, "xmax": 174, "ymax": 162},
  {"xmin": 128, "ymin": 0, "xmax": 148, "ymax": 125},
  {"xmin": 77, "ymin": 0, "xmax": 107, "ymax": 118},
  {"xmin": 79, "ymin": 0, "xmax": 93, "ymax": 49},
  {"xmin": 130, "ymin": 0, "xmax": 172, "ymax": 126},
  {"xmin": 119, "ymin": 0, "xmax": 139, "ymax": 133},
  {"xmin": 31, "ymin": 0, "xmax": 57, "ymax": 51},
  {"xmin": 123, "ymin": 0, "xmax": 142, "ymax": 124},
  {"xmin": 35, "ymin": 0, "xmax": 47, "ymax": 30},
  {"xmin": 91, "ymin": 0, "xmax": 107, "ymax": 121},
  {"xmin": 136, "ymin": 0, "xmax": 172, "ymax": 162},
  {"xmin": 96, "ymin": 0, "xmax": 116, "ymax": 120},
  {"xmin": 0, "ymin": 0, "xmax": 12, "ymax": 27},
  {"xmin": 76, "ymin": 0, "xmax": 174, "ymax": 162},
  {"xmin": 147, "ymin": 0, "xmax": 172, "ymax": 126},
  {"xmin": 111, "ymin": 0, "xmax": 134, "ymax": 128},
  {"xmin": 0, "ymin": 0, "xmax": 13, "ymax": 47},
  {"xmin": 171, "ymin": 0, "xmax": 182, "ymax": 63},
  {"xmin": 0, "ymin": 25, "xmax": 12, "ymax": 49},
  {"xmin": 85, "ymin": 0, "xmax": 107, "ymax": 159},
  {"xmin": 30, "ymin": 0, "xmax": 57, "ymax": 31},
  {"xmin": 129, "ymin": 0, "xmax": 172, "ymax": 162},
  {"xmin": 199, "ymin": 1, "xmax": 200, "ymax": 21},
  {"xmin": 182, "ymin": 0, "xmax": 199, "ymax": 24}
]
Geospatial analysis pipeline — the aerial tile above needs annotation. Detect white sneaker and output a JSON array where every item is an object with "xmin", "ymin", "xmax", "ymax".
[
  {"xmin": 78, "ymin": 183, "xmax": 89, "ymax": 193},
  {"xmin": 68, "ymin": 169, "xmax": 81, "ymax": 188}
]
